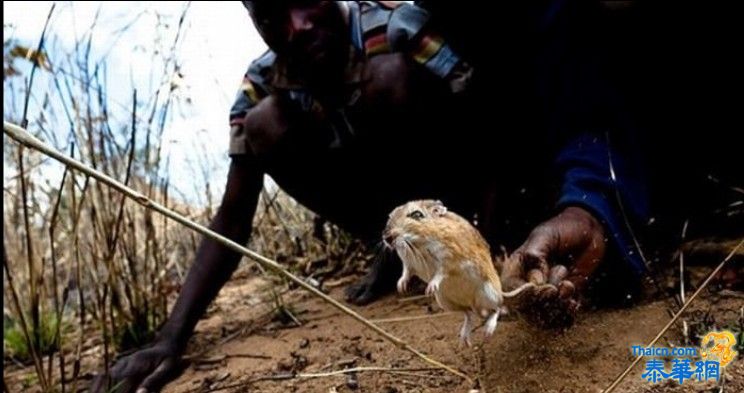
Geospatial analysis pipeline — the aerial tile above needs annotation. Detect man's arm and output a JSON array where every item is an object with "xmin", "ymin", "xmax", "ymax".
[
  {"xmin": 502, "ymin": 0, "xmax": 650, "ymax": 327},
  {"xmin": 158, "ymin": 155, "xmax": 263, "ymax": 347},
  {"xmin": 91, "ymin": 156, "xmax": 263, "ymax": 393}
]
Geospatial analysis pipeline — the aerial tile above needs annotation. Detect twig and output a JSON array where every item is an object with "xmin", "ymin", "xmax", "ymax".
[
  {"xmin": 397, "ymin": 295, "xmax": 429, "ymax": 303},
  {"xmin": 296, "ymin": 366, "xmax": 443, "ymax": 379},
  {"xmin": 20, "ymin": 2, "xmax": 55, "ymax": 128},
  {"xmin": 48, "ymin": 154, "xmax": 71, "ymax": 391},
  {"xmin": 371, "ymin": 312, "xmax": 457, "ymax": 324},
  {"xmin": 680, "ymin": 219, "xmax": 689, "ymax": 305},
  {"xmin": 2, "ymin": 240, "xmax": 48, "ymax": 390},
  {"xmin": 603, "ymin": 238, "xmax": 744, "ymax": 393},
  {"xmin": 15, "ymin": 144, "xmax": 50, "ymax": 391},
  {"xmin": 193, "ymin": 367, "xmax": 444, "ymax": 393},
  {"xmin": 284, "ymin": 307, "xmax": 303, "ymax": 327},
  {"xmin": 680, "ymin": 220, "xmax": 689, "ymax": 345},
  {"xmin": 227, "ymin": 353, "xmax": 272, "ymax": 360},
  {"xmin": 189, "ymin": 352, "xmax": 273, "ymax": 365}
]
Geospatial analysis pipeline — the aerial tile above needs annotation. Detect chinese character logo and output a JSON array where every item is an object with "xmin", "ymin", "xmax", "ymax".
[
  {"xmin": 636, "ymin": 330, "xmax": 737, "ymax": 385},
  {"xmin": 641, "ymin": 359, "xmax": 668, "ymax": 382},
  {"xmin": 700, "ymin": 330, "xmax": 738, "ymax": 368}
]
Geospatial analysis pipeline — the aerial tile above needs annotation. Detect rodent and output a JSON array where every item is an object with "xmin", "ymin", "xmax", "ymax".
[{"xmin": 383, "ymin": 199, "xmax": 535, "ymax": 345}]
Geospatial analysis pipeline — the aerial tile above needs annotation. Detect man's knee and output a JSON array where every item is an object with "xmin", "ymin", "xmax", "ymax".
[{"xmin": 363, "ymin": 53, "xmax": 414, "ymax": 106}]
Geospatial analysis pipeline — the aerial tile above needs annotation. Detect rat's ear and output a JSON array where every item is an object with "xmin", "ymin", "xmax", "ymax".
[{"xmin": 431, "ymin": 201, "xmax": 447, "ymax": 216}]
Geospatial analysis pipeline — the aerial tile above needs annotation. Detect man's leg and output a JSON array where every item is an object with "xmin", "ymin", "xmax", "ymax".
[
  {"xmin": 343, "ymin": 54, "xmax": 447, "ymax": 305},
  {"xmin": 345, "ymin": 246, "xmax": 403, "ymax": 305}
]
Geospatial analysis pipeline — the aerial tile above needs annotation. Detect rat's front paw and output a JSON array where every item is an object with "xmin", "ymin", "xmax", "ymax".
[
  {"xmin": 425, "ymin": 277, "xmax": 442, "ymax": 296},
  {"xmin": 397, "ymin": 275, "xmax": 410, "ymax": 293}
]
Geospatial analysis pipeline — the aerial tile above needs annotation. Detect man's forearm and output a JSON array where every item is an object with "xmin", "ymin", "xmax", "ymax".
[{"xmin": 157, "ymin": 158, "xmax": 263, "ymax": 349}]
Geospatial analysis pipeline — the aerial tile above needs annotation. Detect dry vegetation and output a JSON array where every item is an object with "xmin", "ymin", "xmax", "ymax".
[{"xmin": 3, "ymin": 4, "xmax": 369, "ymax": 391}]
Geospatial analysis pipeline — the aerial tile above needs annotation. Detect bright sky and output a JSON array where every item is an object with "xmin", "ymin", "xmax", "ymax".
[{"xmin": 3, "ymin": 1, "xmax": 269, "ymax": 206}]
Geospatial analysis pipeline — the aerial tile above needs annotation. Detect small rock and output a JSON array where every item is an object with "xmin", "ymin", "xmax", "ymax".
[{"xmin": 299, "ymin": 338, "xmax": 310, "ymax": 348}]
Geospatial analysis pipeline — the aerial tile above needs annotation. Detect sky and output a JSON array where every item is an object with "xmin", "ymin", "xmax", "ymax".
[{"xmin": 3, "ymin": 1, "xmax": 270, "ymax": 206}]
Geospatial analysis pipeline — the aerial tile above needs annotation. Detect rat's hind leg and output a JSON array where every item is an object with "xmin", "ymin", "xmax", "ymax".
[
  {"xmin": 484, "ymin": 310, "xmax": 500, "ymax": 337},
  {"xmin": 459, "ymin": 311, "xmax": 476, "ymax": 347},
  {"xmin": 477, "ymin": 282, "xmax": 504, "ymax": 334}
]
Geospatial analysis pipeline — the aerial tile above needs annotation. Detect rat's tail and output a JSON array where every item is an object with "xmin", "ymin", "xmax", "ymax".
[{"xmin": 502, "ymin": 282, "xmax": 536, "ymax": 298}]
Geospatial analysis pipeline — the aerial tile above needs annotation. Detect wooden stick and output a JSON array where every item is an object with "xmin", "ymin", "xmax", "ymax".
[
  {"xmin": 297, "ymin": 366, "xmax": 442, "ymax": 379},
  {"xmin": 397, "ymin": 294, "xmax": 429, "ymax": 303},
  {"xmin": 3, "ymin": 121, "xmax": 472, "ymax": 383},
  {"xmin": 603, "ymin": 238, "xmax": 743, "ymax": 393},
  {"xmin": 372, "ymin": 312, "xmax": 456, "ymax": 324},
  {"xmin": 195, "ymin": 367, "xmax": 444, "ymax": 393}
]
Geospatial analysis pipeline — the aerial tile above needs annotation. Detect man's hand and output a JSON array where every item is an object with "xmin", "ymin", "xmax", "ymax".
[
  {"xmin": 502, "ymin": 206, "xmax": 606, "ymax": 328},
  {"xmin": 90, "ymin": 340, "xmax": 184, "ymax": 393}
]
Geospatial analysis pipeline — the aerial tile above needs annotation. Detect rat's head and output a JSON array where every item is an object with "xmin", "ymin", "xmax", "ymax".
[{"xmin": 382, "ymin": 200, "xmax": 451, "ymax": 251}]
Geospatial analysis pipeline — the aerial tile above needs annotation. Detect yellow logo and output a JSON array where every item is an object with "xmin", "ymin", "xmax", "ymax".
[{"xmin": 700, "ymin": 330, "xmax": 738, "ymax": 368}]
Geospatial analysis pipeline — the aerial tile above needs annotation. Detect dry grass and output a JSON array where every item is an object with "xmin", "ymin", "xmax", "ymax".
[{"xmin": 2, "ymin": 5, "xmax": 369, "ymax": 391}]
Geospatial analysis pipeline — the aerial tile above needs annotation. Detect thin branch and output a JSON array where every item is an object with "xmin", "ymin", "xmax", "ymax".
[
  {"xmin": 192, "ymin": 367, "xmax": 445, "ymax": 393},
  {"xmin": 21, "ymin": 3, "xmax": 56, "ymax": 129},
  {"xmin": 3, "ymin": 239, "xmax": 49, "ymax": 390},
  {"xmin": 371, "ymin": 312, "xmax": 456, "ymax": 324},
  {"xmin": 48, "ymin": 154, "xmax": 71, "ymax": 391}
]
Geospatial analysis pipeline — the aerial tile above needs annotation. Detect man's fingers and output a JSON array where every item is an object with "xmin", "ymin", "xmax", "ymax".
[
  {"xmin": 500, "ymin": 254, "xmax": 527, "ymax": 290},
  {"xmin": 90, "ymin": 370, "xmax": 139, "ymax": 393},
  {"xmin": 557, "ymin": 280, "xmax": 575, "ymax": 299},
  {"xmin": 89, "ymin": 373, "xmax": 110, "ymax": 393},
  {"xmin": 137, "ymin": 358, "xmax": 180, "ymax": 393},
  {"xmin": 90, "ymin": 374, "xmax": 138, "ymax": 393},
  {"xmin": 548, "ymin": 265, "xmax": 568, "ymax": 286},
  {"xmin": 527, "ymin": 268, "xmax": 546, "ymax": 285},
  {"xmin": 565, "ymin": 243, "xmax": 604, "ymax": 293},
  {"xmin": 535, "ymin": 283, "xmax": 558, "ymax": 300},
  {"xmin": 514, "ymin": 226, "xmax": 556, "ymax": 278}
]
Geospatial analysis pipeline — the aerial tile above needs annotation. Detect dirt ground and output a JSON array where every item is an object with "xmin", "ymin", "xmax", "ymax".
[
  {"xmin": 163, "ymin": 269, "xmax": 742, "ymax": 393},
  {"xmin": 4, "ymin": 265, "xmax": 742, "ymax": 393}
]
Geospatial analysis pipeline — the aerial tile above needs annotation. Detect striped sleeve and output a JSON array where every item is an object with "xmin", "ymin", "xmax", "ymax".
[
  {"xmin": 228, "ymin": 51, "xmax": 273, "ymax": 129},
  {"xmin": 386, "ymin": 3, "xmax": 471, "ymax": 92},
  {"xmin": 387, "ymin": 4, "xmax": 457, "ymax": 77}
]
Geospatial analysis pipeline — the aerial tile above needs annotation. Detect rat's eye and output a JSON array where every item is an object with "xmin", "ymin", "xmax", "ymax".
[{"xmin": 407, "ymin": 210, "xmax": 424, "ymax": 220}]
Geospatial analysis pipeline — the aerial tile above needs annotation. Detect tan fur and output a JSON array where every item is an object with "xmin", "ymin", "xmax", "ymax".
[{"xmin": 383, "ymin": 199, "xmax": 533, "ymax": 344}]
